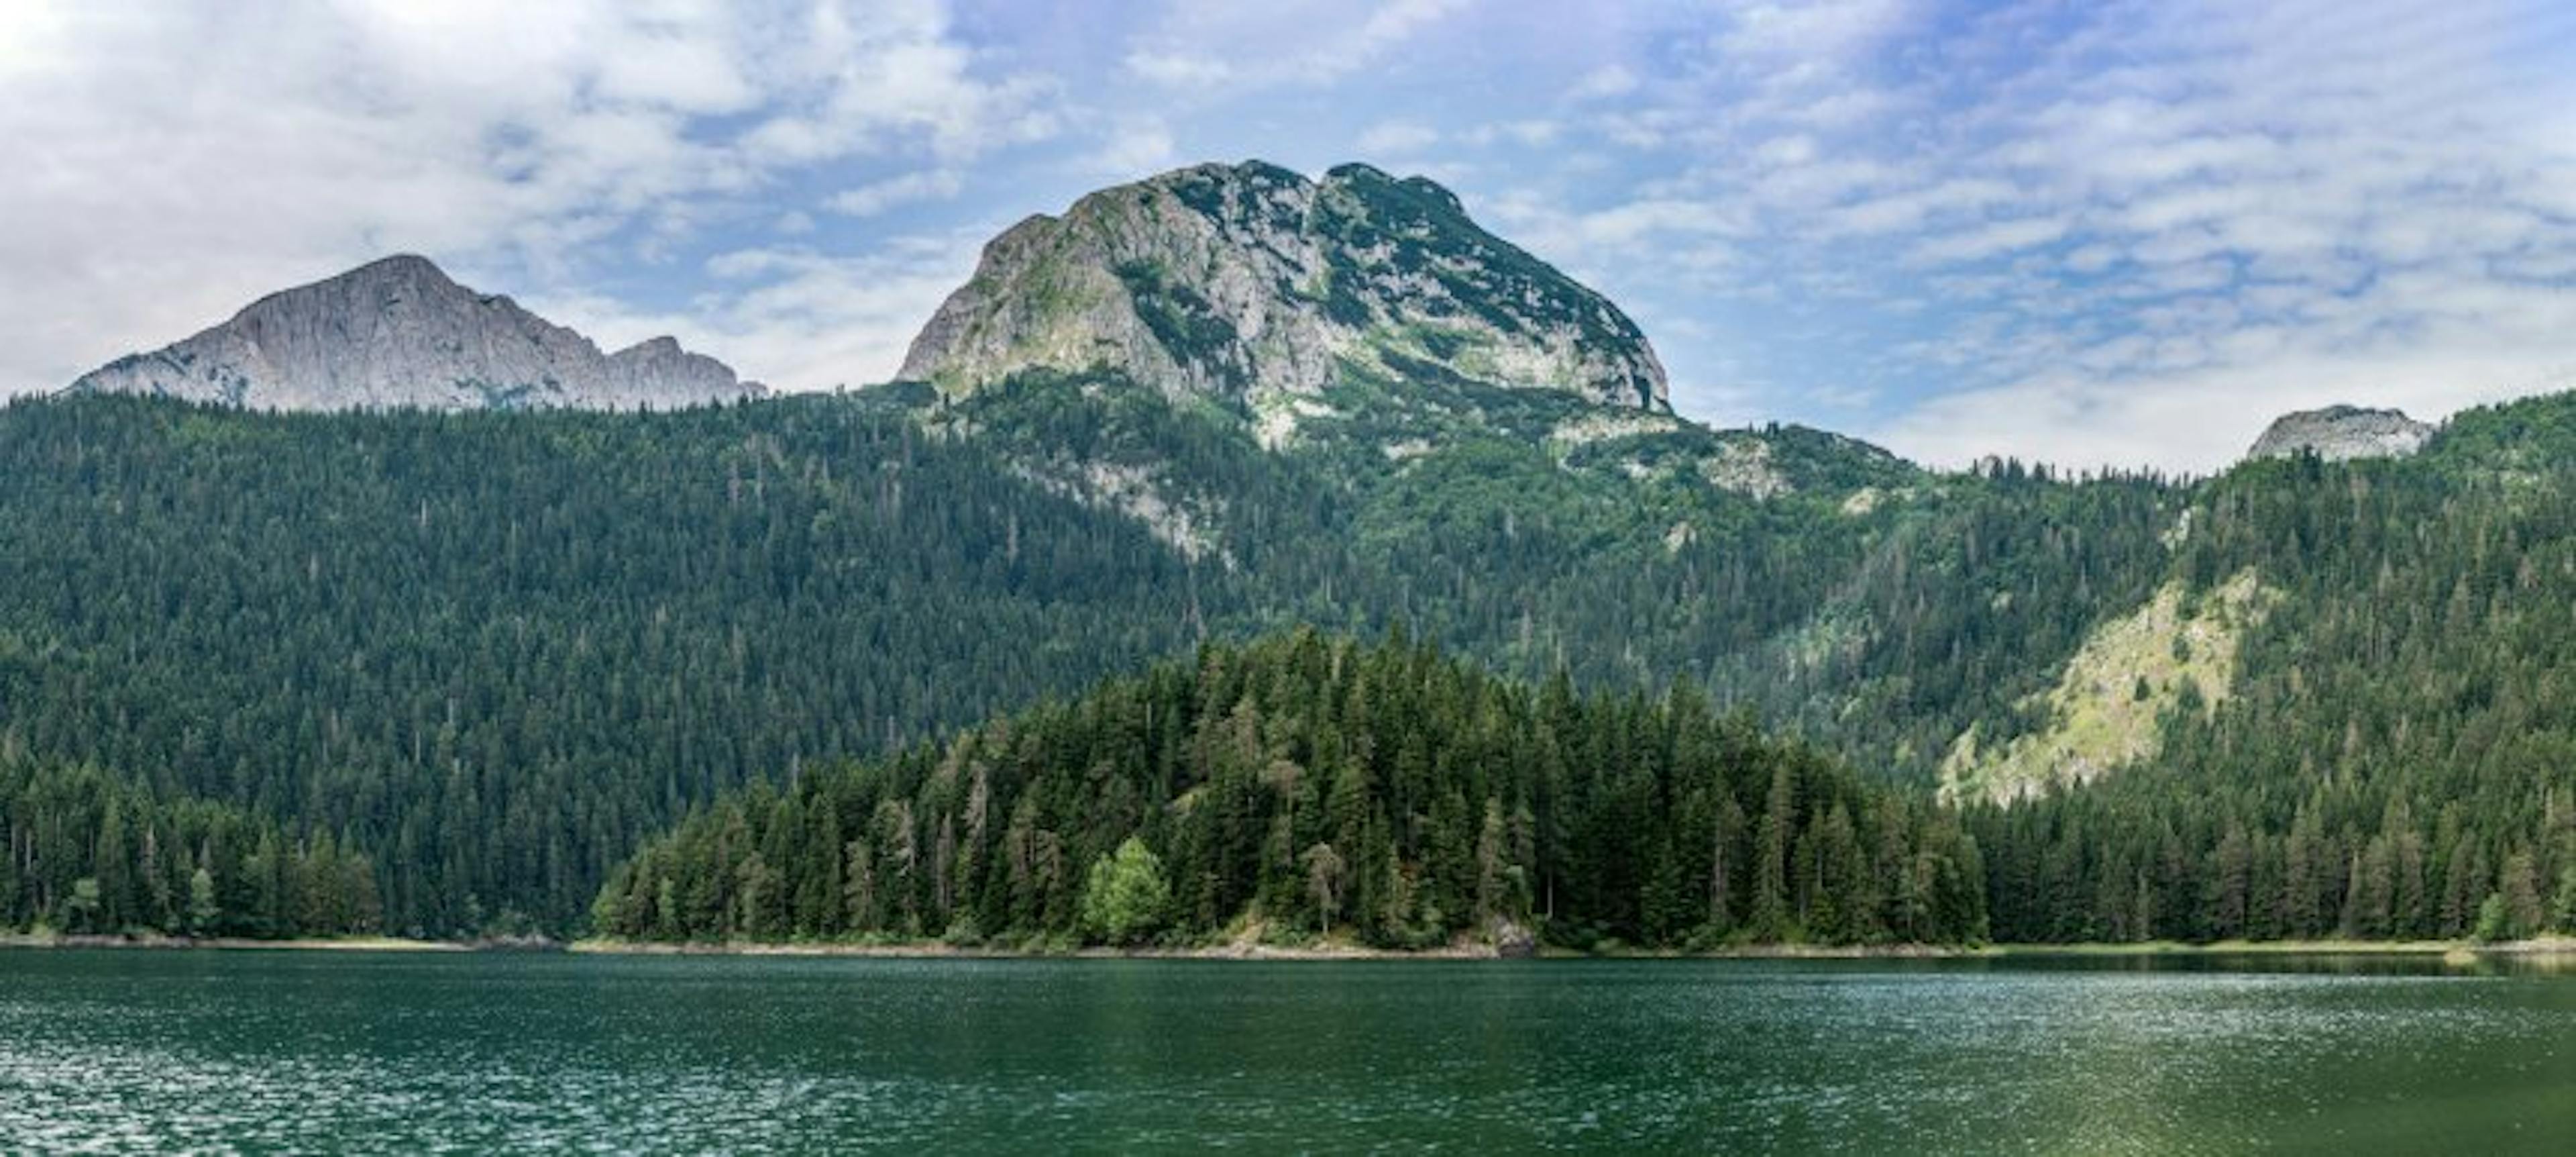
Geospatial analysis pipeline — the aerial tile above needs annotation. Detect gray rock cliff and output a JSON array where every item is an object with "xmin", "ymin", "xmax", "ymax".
[
  {"xmin": 899, "ymin": 161, "xmax": 1668, "ymax": 417},
  {"xmin": 2247, "ymin": 405, "xmax": 2432, "ymax": 462},
  {"xmin": 67, "ymin": 255, "xmax": 764, "ymax": 411}
]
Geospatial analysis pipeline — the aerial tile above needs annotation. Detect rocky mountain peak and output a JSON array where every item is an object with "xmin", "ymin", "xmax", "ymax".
[
  {"xmin": 898, "ymin": 160, "xmax": 1670, "ymax": 419},
  {"xmin": 354, "ymin": 252, "xmax": 448, "ymax": 284},
  {"xmin": 2247, "ymin": 405, "xmax": 2433, "ymax": 462},
  {"xmin": 68, "ymin": 256, "xmax": 765, "ymax": 412}
]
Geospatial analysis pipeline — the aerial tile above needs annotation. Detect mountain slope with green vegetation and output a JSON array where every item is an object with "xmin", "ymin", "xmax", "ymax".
[
  {"xmin": 851, "ymin": 377, "xmax": 2576, "ymax": 950},
  {"xmin": 0, "ymin": 391, "xmax": 1210, "ymax": 934},
  {"xmin": 1970, "ymin": 394, "xmax": 2576, "ymax": 944},
  {"xmin": 21, "ymin": 159, "xmax": 2576, "ymax": 951},
  {"xmin": 17, "ymin": 380, "xmax": 2576, "ymax": 946},
  {"xmin": 0, "ymin": 380, "xmax": 2163, "ymax": 936},
  {"xmin": 591, "ymin": 631, "xmax": 1991, "ymax": 950},
  {"xmin": 1941, "ymin": 570, "xmax": 2279, "ymax": 805},
  {"xmin": 601, "ymin": 378, "xmax": 2576, "ymax": 952}
]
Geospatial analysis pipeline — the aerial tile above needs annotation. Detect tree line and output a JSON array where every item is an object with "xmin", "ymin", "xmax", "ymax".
[
  {"xmin": 592, "ymin": 631, "xmax": 1992, "ymax": 949},
  {"xmin": 25, "ymin": 380, "xmax": 2576, "ymax": 948},
  {"xmin": 1962, "ymin": 397, "xmax": 2576, "ymax": 944},
  {"xmin": 1, "ymin": 754, "xmax": 380, "ymax": 938},
  {"xmin": 0, "ymin": 381, "xmax": 2150, "ymax": 936},
  {"xmin": 0, "ymin": 391, "xmax": 1208, "ymax": 933}
]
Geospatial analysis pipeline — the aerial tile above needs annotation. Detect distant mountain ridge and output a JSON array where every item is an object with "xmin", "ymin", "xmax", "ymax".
[
  {"xmin": 66, "ymin": 255, "xmax": 764, "ymax": 411},
  {"xmin": 899, "ymin": 160, "xmax": 1669, "ymax": 423}
]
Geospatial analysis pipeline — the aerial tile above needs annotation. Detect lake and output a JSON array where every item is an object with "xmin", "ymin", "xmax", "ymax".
[{"xmin": 1, "ymin": 950, "xmax": 2571, "ymax": 1153}]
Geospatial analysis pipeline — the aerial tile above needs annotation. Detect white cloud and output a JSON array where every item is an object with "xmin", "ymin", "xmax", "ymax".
[
  {"xmin": 1908, "ymin": 216, "xmax": 2072, "ymax": 266},
  {"xmin": 9, "ymin": 0, "xmax": 2571, "ymax": 476},
  {"xmin": 1358, "ymin": 119, "xmax": 1441, "ymax": 155},
  {"xmin": 539, "ymin": 231, "xmax": 989, "ymax": 392},
  {"xmin": 0, "ymin": 0, "xmax": 1054, "ymax": 391},
  {"xmin": 1815, "ymin": 178, "xmax": 2022, "ymax": 238},
  {"xmin": 1522, "ymin": 198, "xmax": 1756, "ymax": 254},
  {"xmin": 1342, "ymin": 0, "xmax": 1473, "ymax": 71},
  {"xmin": 1085, "ymin": 118, "xmax": 1179, "ymax": 177},
  {"xmin": 1874, "ymin": 244, "xmax": 2576, "ymax": 473},
  {"xmin": 1460, "ymin": 120, "xmax": 1560, "ymax": 148},
  {"xmin": 1714, "ymin": 0, "xmax": 1917, "ymax": 61},
  {"xmin": 1568, "ymin": 63, "xmax": 1638, "ymax": 100},
  {"xmin": 1120, "ymin": 50, "xmax": 1232, "ymax": 89},
  {"xmin": 1505, "ymin": 0, "xmax": 2576, "ymax": 469},
  {"xmin": 825, "ymin": 169, "xmax": 965, "ymax": 217},
  {"xmin": 1116, "ymin": 0, "xmax": 1470, "ymax": 91},
  {"xmin": 1878, "ymin": 342, "xmax": 2576, "ymax": 477}
]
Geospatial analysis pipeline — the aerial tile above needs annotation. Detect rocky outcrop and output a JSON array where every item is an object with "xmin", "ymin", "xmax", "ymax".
[
  {"xmin": 2247, "ymin": 405, "xmax": 2432, "ymax": 462},
  {"xmin": 68, "ymin": 255, "xmax": 764, "ymax": 411},
  {"xmin": 899, "ymin": 160, "xmax": 1668, "ymax": 415}
]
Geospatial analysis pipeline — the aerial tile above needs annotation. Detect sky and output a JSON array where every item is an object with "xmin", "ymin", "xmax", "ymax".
[{"xmin": 3, "ymin": 0, "xmax": 2571, "ymax": 473}]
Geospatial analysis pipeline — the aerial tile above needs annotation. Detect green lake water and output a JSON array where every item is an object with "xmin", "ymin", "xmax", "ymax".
[{"xmin": 1, "ymin": 950, "xmax": 2572, "ymax": 1153}]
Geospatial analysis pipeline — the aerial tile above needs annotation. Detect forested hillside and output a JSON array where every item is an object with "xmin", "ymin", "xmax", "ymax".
[
  {"xmin": 0, "ymin": 391, "xmax": 1205, "ymax": 933},
  {"xmin": 587, "ymin": 385, "xmax": 2576, "ymax": 950},
  {"xmin": 906, "ymin": 370, "xmax": 2180, "ymax": 774},
  {"xmin": 19, "ymin": 378, "xmax": 2576, "ymax": 946},
  {"xmin": 0, "ymin": 382, "xmax": 2158, "ymax": 936},
  {"xmin": 1970, "ymin": 395, "xmax": 2576, "ymax": 944},
  {"xmin": 591, "ymin": 632, "xmax": 1991, "ymax": 950}
]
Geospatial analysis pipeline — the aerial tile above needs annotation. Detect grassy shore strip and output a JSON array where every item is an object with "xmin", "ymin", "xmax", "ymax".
[
  {"xmin": 15, "ymin": 932, "xmax": 2576, "ymax": 958},
  {"xmin": 1988, "ymin": 936, "xmax": 2576, "ymax": 957},
  {"xmin": 0, "ymin": 931, "xmax": 466, "ymax": 952},
  {"xmin": 570, "ymin": 937, "xmax": 1511, "ymax": 960},
  {"xmin": 574, "ymin": 936, "xmax": 2576, "ymax": 960}
]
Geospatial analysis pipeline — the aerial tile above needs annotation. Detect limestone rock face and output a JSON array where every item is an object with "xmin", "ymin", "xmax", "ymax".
[
  {"xmin": 899, "ymin": 160, "xmax": 1669, "ymax": 413},
  {"xmin": 67, "ymin": 255, "xmax": 764, "ymax": 411},
  {"xmin": 2247, "ymin": 405, "xmax": 2432, "ymax": 462}
]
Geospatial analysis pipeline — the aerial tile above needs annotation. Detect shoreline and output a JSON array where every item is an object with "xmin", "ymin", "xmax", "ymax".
[
  {"xmin": 566, "ymin": 935, "xmax": 2576, "ymax": 961},
  {"xmin": 11, "ymin": 931, "xmax": 2576, "ymax": 960},
  {"xmin": 2, "ymin": 932, "xmax": 478, "ymax": 953},
  {"xmin": 1984, "ymin": 938, "xmax": 2542, "ymax": 958},
  {"xmin": 571, "ymin": 939, "xmax": 1495, "ymax": 961}
]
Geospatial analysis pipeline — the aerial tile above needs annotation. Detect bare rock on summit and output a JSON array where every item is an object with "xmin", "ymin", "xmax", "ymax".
[
  {"xmin": 900, "ymin": 160, "xmax": 1670, "ymax": 416},
  {"xmin": 67, "ymin": 255, "xmax": 764, "ymax": 411},
  {"xmin": 2247, "ymin": 405, "xmax": 2432, "ymax": 462}
]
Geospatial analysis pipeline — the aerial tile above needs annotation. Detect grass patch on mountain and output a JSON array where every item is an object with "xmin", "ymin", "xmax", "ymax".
[{"xmin": 1939, "ymin": 570, "xmax": 2280, "ymax": 805}]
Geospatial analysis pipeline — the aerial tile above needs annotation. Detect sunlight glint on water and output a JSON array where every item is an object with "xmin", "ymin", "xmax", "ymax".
[{"xmin": 1, "ymin": 952, "xmax": 2572, "ymax": 1153}]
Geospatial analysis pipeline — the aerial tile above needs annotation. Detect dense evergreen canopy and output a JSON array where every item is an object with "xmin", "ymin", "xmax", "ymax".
[
  {"xmin": 1, "ymin": 754, "xmax": 376, "ymax": 938},
  {"xmin": 12, "ymin": 379, "xmax": 2576, "ymax": 947},
  {"xmin": 0, "ymin": 391, "xmax": 1203, "ymax": 932},
  {"xmin": 591, "ymin": 632, "xmax": 1992, "ymax": 949},
  {"xmin": 1972, "ymin": 398, "xmax": 2576, "ymax": 944},
  {"xmin": 0, "ymin": 382, "xmax": 2149, "ymax": 935}
]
